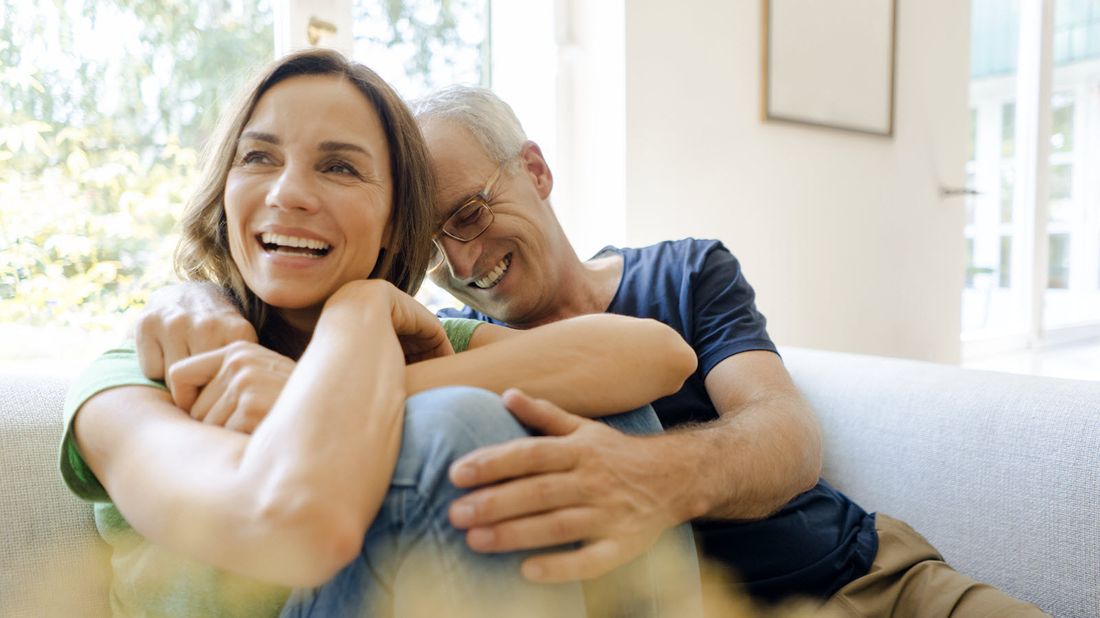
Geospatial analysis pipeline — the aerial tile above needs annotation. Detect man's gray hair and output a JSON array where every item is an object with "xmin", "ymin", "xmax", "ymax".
[{"xmin": 411, "ymin": 85, "xmax": 527, "ymax": 165}]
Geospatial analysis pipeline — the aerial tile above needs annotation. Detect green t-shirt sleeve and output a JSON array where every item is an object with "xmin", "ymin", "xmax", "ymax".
[
  {"xmin": 59, "ymin": 342, "xmax": 167, "ymax": 503},
  {"xmin": 61, "ymin": 321, "xmax": 483, "ymax": 501},
  {"xmin": 441, "ymin": 317, "xmax": 484, "ymax": 353}
]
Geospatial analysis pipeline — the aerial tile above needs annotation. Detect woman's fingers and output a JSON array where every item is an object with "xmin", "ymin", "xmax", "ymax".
[{"xmin": 167, "ymin": 346, "xmax": 229, "ymax": 412}]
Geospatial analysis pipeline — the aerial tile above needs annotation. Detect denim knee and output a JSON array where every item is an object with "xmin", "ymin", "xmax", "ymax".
[
  {"xmin": 393, "ymin": 386, "xmax": 530, "ymax": 496},
  {"xmin": 598, "ymin": 403, "xmax": 664, "ymax": 436}
]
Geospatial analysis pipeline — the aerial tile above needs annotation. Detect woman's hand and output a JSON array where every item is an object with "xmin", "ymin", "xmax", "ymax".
[
  {"xmin": 167, "ymin": 341, "xmax": 295, "ymax": 433},
  {"xmin": 326, "ymin": 280, "xmax": 454, "ymax": 363}
]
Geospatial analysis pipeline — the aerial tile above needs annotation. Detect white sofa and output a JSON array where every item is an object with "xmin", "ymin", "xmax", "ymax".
[{"xmin": 2, "ymin": 348, "xmax": 1097, "ymax": 617}]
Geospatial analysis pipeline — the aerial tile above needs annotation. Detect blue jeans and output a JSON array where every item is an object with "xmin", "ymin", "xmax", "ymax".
[{"xmin": 279, "ymin": 387, "xmax": 701, "ymax": 617}]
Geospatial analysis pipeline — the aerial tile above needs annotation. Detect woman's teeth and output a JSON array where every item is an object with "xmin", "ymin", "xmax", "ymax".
[
  {"xmin": 259, "ymin": 232, "xmax": 332, "ymax": 257},
  {"xmin": 473, "ymin": 254, "xmax": 511, "ymax": 289}
]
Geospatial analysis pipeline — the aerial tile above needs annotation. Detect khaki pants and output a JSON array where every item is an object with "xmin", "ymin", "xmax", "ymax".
[{"xmin": 823, "ymin": 514, "xmax": 1049, "ymax": 618}]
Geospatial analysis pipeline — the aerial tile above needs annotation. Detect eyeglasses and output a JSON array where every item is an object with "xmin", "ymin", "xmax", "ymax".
[{"xmin": 428, "ymin": 165, "xmax": 503, "ymax": 272}]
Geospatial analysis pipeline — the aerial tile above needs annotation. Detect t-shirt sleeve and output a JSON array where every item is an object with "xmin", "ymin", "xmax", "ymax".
[
  {"xmin": 59, "ymin": 343, "xmax": 167, "ymax": 503},
  {"xmin": 692, "ymin": 245, "xmax": 778, "ymax": 376},
  {"xmin": 441, "ymin": 317, "xmax": 484, "ymax": 353}
]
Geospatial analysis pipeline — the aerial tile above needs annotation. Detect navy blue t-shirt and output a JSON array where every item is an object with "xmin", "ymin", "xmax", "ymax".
[{"xmin": 439, "ymin": 238, "xmax": 877, "ymax": 601}]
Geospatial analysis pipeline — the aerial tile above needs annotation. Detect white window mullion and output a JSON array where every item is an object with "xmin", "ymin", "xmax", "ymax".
[{"xmin": 1015, "ymin": 0, "xmax": 1056, "ymax": 348}]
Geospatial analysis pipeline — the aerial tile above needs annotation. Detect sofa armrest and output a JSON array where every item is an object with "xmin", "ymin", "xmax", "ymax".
[
  {"xmin": 780, "ymin": 346, "xmax": 1100, "ymax": 618},
  {"xmin": 0, "ymin": 370, "xmax": 111, "ymax": 616}
]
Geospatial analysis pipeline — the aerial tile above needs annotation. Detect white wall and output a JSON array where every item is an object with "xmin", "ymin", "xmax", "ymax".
[{"xmin": 619, "ymin": 0, "xmax": 970, "ymax": 363}]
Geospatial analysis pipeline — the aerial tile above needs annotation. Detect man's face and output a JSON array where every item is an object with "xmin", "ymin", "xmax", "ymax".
[{"xmin": 421, "ymin": 119, "xmax": 558, "ymax": 326}]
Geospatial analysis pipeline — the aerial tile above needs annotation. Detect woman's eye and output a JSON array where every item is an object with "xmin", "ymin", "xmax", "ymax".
[
  {"xmin": 324, "ymin": 161, "xmax": 359, "ymax": 176},
  {"xmin": 240, "ymin": 151, "xmax": 272, "ymax": 165}
]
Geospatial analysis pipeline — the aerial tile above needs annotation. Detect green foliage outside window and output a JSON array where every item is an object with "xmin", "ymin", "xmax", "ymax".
[
  {"xmin": 1, "ymin": 0, "xmax": 483, "ymax": 346},
  {"xmin": 0, "ymin": 1, "xmax": 274, "ymax": 330}
]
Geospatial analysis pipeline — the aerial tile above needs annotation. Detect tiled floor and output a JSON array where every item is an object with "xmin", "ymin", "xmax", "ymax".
[{"xmin": 962, "ymin": 336, "xmax": 1100, "ymax": 381}]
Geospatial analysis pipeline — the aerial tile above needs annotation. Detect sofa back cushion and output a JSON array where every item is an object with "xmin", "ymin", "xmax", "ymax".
[{"xmin": 783, "ymin": 347, "xmax": 1100, "ymax": 618}]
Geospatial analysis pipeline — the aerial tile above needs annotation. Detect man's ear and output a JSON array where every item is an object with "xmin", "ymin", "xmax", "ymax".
[{"xmin": 519, "ymin": 141, "xmax": 553, "ymax": 200}]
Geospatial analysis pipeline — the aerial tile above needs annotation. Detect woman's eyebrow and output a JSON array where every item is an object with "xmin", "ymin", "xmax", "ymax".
[
  {"xmin": 318, "ymin": 141, "xmax": 370, "ymax": 156},
  {"xmin": 237, "ymin": 134, "xmax": 369, "ymax": 158},
  {"xmin": 239, "ymin": 130, "xmax": 279, "ymax": 144}
]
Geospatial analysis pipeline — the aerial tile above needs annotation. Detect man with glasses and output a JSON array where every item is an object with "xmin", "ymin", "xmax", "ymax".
[{"xmin": 407, "ymin": 86, "xmax": 1046, "ymax": 616}]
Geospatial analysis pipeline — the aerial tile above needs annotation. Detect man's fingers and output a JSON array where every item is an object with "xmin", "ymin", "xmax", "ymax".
[
  {"xmin": 502, "ymin": 389, "xmax": 584, "ymax": 436},
  {"xmin": 449, "ymin": 437, "xmax": 576, "ymax": 488},
  {"xmin": 465, "ymin": 507, "xmax": 597, "ymax": 553},
  {"xmin": 167, "ymin": 348, "xmax": 227, "ymax": 412},
  {"xmin": 449, "ymin": 472, "xmax": 580, "ymax": 528},
  {"xmin": 520, "ymin": 539, "xmax": 624, "ymax": 583}
]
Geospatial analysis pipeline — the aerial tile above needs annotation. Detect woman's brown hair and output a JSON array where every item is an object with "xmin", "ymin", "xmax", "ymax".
[{"xmin": 174, "ymin": 48, "xmax": 434, "ymax": 352}]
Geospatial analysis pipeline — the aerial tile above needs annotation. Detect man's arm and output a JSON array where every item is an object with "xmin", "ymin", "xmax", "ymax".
[
  {"xmin": 444, "ymin": 350, "xmax": 821, "ymax": 582},
  {"xmin": 671, "ymin": 349, "xmax": 821, "ymax": 519}
]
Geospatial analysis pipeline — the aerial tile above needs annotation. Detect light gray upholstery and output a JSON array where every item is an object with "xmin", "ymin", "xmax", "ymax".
[
  {"xmin": 0, "ymin": 371, "xmax": 110, "ymax": 617},
  {"xmin": 1, "ymin": 350, "xmax": 1096, "ymax": 616},
  {"xmin": 782, "ymin": 346, "xmax": 1099, "ymax": 618}
]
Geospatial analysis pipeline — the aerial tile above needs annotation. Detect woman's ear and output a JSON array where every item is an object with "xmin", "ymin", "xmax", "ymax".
[{"xmin": 519, "ymin": 141, "xmax": 553, "ymax": 200}]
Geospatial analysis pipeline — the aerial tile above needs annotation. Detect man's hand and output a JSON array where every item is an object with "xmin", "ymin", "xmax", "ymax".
[
  {"xmin": 166, "ymin": 341, "xmax": 294, "ymax": 433},
  {"xmin": 135, "ymin": 282, "xmax": 257, "ymax": 380},
  {"xmin": 447, "ymin": 389, "xmax": 696, "ymax": 583}
]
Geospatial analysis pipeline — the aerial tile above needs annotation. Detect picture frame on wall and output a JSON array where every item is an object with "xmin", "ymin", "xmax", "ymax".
[{"xmin": 762, "ymin": 0, "xmax": 898, "ymax": 137}]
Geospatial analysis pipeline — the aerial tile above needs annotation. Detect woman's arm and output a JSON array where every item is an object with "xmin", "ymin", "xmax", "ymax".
[
  {"xmin": 405, "ymin": 314, "xmax": 697, "ymax": 417},
  {"xmin": 74, "ymin": 280, "xmax": 406, "ymax": 588}
]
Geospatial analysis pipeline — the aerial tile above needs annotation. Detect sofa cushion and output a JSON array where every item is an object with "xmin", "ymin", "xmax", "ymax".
[
  {"xmin": 783, "ymin": 347, "xmax": 1100, "ymax": 618},
  {"xmin": 0, "ymin": 370, "xmax": 110, "ymax": 617}
]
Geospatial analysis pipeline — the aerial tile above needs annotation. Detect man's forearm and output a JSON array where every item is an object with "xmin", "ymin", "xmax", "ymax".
[{"xmin": 659, "ymin": 392, "xmax": 822, "ymax": 522}]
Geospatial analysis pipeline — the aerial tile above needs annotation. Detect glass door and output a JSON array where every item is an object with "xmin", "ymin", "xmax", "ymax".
[
  {"xmin": 965, "ymin": 0, "xmax": 1029, "ymax": 339},
  {"xmin": 964, "ymin": 0, "xmax": 1100, "ymax": 349},
  {"xmin": 1043, "ymin": 2, "xmax": 1100, "ymax": 334}
]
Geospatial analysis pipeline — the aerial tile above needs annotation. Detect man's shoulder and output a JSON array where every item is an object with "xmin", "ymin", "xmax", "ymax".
[
  {"xmin": 616, "ymin": 237, "xmax": 728, "ymax": 260},
  {"xmin": 614, "ymin": 238, "xmax": 732, "ymax": 275}
]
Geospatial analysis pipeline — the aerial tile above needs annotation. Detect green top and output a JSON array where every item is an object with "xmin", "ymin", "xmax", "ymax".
[{"xmin": 58, "ymin": 317, "xmax": 483, "ymax": 617}]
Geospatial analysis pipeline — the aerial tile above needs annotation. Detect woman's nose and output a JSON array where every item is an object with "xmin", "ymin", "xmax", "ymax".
[{"xmin": 265, "ymin": 163, "xmax": 321, "ymax": 213}]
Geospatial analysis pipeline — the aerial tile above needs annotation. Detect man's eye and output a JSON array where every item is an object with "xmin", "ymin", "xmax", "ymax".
[{"xmin": 456, "ymin": 207, "xmax": 482, "ymax": 227}]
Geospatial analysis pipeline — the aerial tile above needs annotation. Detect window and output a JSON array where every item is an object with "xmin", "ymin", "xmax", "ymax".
[
  {"xmin": 999, "ymin": 235, "xmax": 1013, "ymax": 288},
  {"xmin": 1050, "ymin": 99, "xmax": 1074, "ymax": 152},
  {"xmin": 966, "ymin": 238, "xmax": 977, "ymax": 288},
  {"xmin": 1048, "ymin": 234, "xmax": 1071, "ymax": 289},
  {"xmin": 1, "ymin": 1, "xmax": 274, "ymax": 369},
  {"xmin": 1049, "ymin": 163, "xmax": 1074, "ymax": 202},
  {"xmin": 1, "ymin": 0, "xmax": 493, "ymax": 368},
  {"xmin": 350, "ymin": 0, "xmax": 489, "ymax": 99},
  {"xmin": 1001, "ymin": 101, "xmax": 1016, "ymax": 158},
  {"xmin": 965, "ymin": 0, "xmax": 1100, "ymax": 341}
]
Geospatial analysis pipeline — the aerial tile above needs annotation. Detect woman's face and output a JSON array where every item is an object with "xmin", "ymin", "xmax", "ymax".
[{"xmin": 225, "ymin": 74, "xmax": 393, "ymax": 330}]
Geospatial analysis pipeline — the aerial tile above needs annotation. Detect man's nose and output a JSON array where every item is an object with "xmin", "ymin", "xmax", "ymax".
[
  {"xmin": 265, "ymin": 163, "xmax": 321, "ymax": 213},
  {"xmin": 437, "ymin": 234, "xmax": 481, "ymax": 280}
]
